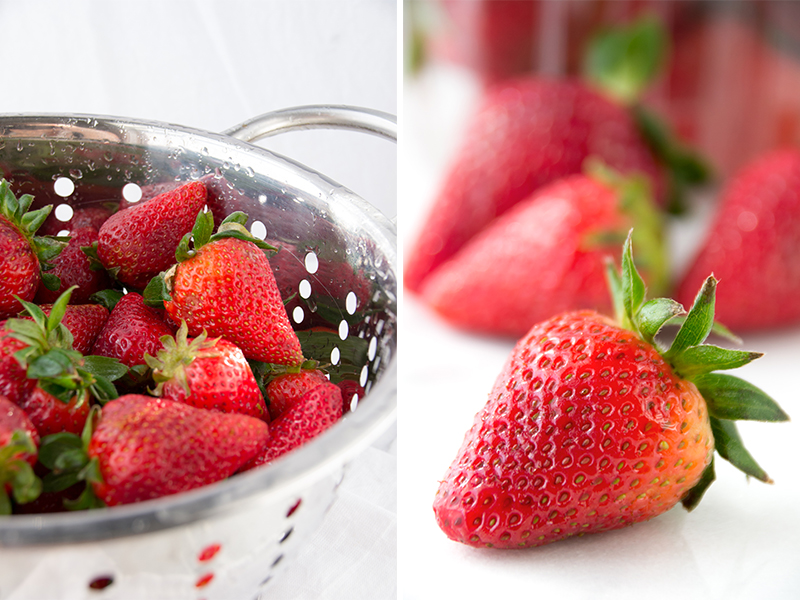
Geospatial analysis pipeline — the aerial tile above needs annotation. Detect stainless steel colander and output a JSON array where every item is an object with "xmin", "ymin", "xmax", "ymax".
[{"xmin": 0, "ymin": 106, "xmax": 397, "ymax": 600}]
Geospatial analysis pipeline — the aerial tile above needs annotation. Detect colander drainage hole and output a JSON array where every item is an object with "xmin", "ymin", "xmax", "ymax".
[
  {"xmin": 279, "ymin": 527, "xmax": 293, "ymax": 544},
  {"xmin": 286, "ymin": 498, "xmax": 302, "ymax": 517},
  {"xmin": 88, "ymin": 575, "xmax": 114, "ymax": 590}
]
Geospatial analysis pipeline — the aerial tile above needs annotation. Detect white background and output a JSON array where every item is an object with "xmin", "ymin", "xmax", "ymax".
[
  {"xmin": 0, "ymin": 1, "xmax": 397, "ymax": 599},
  {"xmin": 399, "ymin": 64, "xmax": 800, "ymax": 600}
]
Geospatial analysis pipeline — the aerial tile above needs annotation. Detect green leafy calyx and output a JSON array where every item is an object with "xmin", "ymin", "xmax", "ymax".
[{"xmin": 606, "ymin": 232, "xmax": 789, "ymax": 509}]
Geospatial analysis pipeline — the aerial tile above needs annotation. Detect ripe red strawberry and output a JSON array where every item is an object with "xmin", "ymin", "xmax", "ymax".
[
  {"xmin": 243, "ymin": 381, "xmax": 342, "ymax": 469},
  {"xmin": 0, "ymin": 322, "xmax": 36, "ymax": 406},
  {"xmin": 419, "ymin": 171, "xmax": 667, "ymax": 337},
  {"xmin": 146, "ymin": 322, "xmax": 268, "ymax": 421},
  {"xmin": 96, "ymin": 180, "xmax": 206, "ymax": 289},
  {"xmin": 0, "ymin": 395, "xmax": 41, "ymax": 513},
  {"xmin": 433, "ymin": 234, "xmax": 788, "ymax": 549},
  {"xmin": 404, "ymin": 77, "xmax": 663, "ymax": 293},
  {"xmin": 18, "ymin": 387, "xmax": 90, "ymax": 437},
  {"xmin": 265, "ymin": 368, "xmax": 330, "ymax": 420},
  {"xmin": 157, "ymin": 211, "xmax": 305, "ymax": 366},
  {"xmin": 91, "ymin": 292, "xmax": 177, "ymax": 368},
  {"xmin": 38, "ymin": 303, "xmax": 109, "ymax": 355},
  {"xmin": 676, "ymin": 148, "xmax": 800, "ymax": 331},
  {"xmin": 86, "ymin": 394, "xmax": 270, "ymax": 506},
  {"xmin": 35, "ymin": 227, "xmax": 112, "ymax": 305},
  {"xmin": 0, "ymin": 179, "xmax": 64, "ymax": 318},
  {"xmin": 1, "ymin": 290, "xmax": 127, "ymax": 414}
]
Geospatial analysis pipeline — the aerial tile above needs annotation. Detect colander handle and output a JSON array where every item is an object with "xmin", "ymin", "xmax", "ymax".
[{"xmin": 223, "ymin": 105, "xmax": 397, "ymax": 143}]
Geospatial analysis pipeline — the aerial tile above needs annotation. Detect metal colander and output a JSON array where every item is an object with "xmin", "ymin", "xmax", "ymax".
[{"xmin": 0, "ymin": 107, "xmax": 397, "ymax": 600}]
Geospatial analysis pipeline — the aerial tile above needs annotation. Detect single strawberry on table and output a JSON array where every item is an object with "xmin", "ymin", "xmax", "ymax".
[
  {"xmin": 145, "ymin": 321, "xmax": 269, "ymax": 421},
  {"xmin": 433, "ymin": 233, "xmax": 788, "ymax": 549},
  {"xmin": 419, "ymin": 168, "xmax": 668, "ymax": 338},
  {"xmin": 148, "ymin": 210, "xmax": 305, "ymax": 367},
  {"xmin": 676, "ymin": 148, "xmax": 800, "ymax": 332},
  {"xmin": 95, "ymin": 180, "xmax": 206, "ymax": 290}
]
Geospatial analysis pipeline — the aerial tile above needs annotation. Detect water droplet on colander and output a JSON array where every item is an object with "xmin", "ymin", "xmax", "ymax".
[
  {"xmin": 69, "ymin": 168, "xmax": 83, "ymax": 179},
  {"xmin": 201, "ymin": 147, "xmax": 209, "ymax": 155},
  {"xmin": 244, "ymin": 166, "xmax": 254, "ymax": 177},
  {"xmin": 305, "ymin": 297, "xmax": 318, "ymax": 313},
  {"xmin": 16, "ymin": 143, "xmax": 24, "ymax": 152}
]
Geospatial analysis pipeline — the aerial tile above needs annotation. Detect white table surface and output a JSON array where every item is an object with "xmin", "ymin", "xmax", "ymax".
[
  {"xmin": 398, "ymin": 64, "xmax": 800, "ymax": 600},
  {"xmin": 0, "ymin": 2, "xmax": 397, "ymax": 599}
]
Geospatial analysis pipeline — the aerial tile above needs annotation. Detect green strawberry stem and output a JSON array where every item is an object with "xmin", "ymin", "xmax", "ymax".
[
  {"xmin": 0, "ymin": 178, "xmax": 66, "ymax": 289},
  {"xmin": 144, "ymin": 321, "xmax": 223, "ymax": 397},
  {"xmin": 606, "ymin": 231, "xmax": 789, "ymax": 509},
  {"xmin": 582, "ymin": 17, "xmax": 712, "ymax": 213},
  {"xmin": 0, "ymin": 430, "xmax": 42, "ymax": 513},
  {"xmin": 38, "ymin": 407, "xmax": 104, "ymax": 510},
  {"xmin": 5, "ymin": 288, "xmax": 128, "ymax": 405}
]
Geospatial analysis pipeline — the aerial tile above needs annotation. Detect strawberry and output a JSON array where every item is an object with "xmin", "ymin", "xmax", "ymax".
[
  {"xmin": 38, "ymin": 303, "xmax": 109, "ymax": 355},
  {"xmin": 34, "ymin": 227, "xmax": 112, "ymax": 305},
  {"xmin": 676, "ymin": 148, "xmax": 800, "ymax": 331},
  {"xmin": 18, "ymin": 386, "xmax": 90, "ymax": 437},
  {"xmin": 145, "ymin": 322, "xmax": 268, "ymax": 421},
  {"xmin": 0, "ymin": 179, "xmax": 64, "ymax": 318},
  {"xmin": 419, "ymin": 170, "xmax": 667, "ymax": 337},
  {"xmin": 1, "ymin": 290, "xmax": 127, "ymax": 414},
  {"xmin": 404, "ymin": 76, "xmax": 663, "ymax": 293},
  {"xmin": 0, "ymin": 395, "xmax": 41, "ymax": 513},
  {"xmin": 85, "ymin": 395, "xmax": 269, "ymax": 506},
  {"xmin": 153, "ymin": 211, "xmax": 305, "ymax": 366},
  {"xmin": 265, "ymin": 368, "xmax": 330, "ymax": 421},
  {"xmin": 96, "ymin": 180, "xmax": 206, "ymax": 289},
  {"xmin": 0, "ymin": 323, "xmax": 37, "ymax": 406},
  {"xmin": 243, "ymin": 381, "xmax": 342, "ymax": 469},
  {"xmin": 433, "ymin": 234, "xmax": 788, "ymax": 549},
  {"xmin": 91, "ymin": 292, "xmax": 177, "ymax": 368}
]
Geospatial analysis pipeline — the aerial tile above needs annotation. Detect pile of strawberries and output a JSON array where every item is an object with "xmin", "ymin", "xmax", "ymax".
[
  {"xmin": 407, "ymin": 17, "xmax": 794, "ymax": 548},
  {"xmin": 0, "ymin": 177, "xmax": 354, "ymax": 513}
]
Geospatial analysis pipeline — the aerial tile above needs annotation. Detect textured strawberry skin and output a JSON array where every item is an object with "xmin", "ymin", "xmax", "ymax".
[
  {"xmin": 405, "ymin": 77, "xmax": 662, "ymax": 293},
  {"xmin": 0, "ymin": 323, "xmax": 37, "ymax": 406},
  {"xmin": 88, "ymin": 395, "xmax": 270, "ymax": 506},
  {"xmin": 243, "ymin": 382, "xmax": 342, "ymax": 470},
  {"xmin": 0, "ymin": 395, "xmax": 39, "ymax": 467},
  {"xmin": 91, "ymin": 293, "xmax": 176, "ymax": 368},
  {"xmin": 265, "ymin": 369, "xmax": 330, "ymax": 420},
  {"xmin": 161, "ymin": 338, "xmax": 269, "ymax": 421},
  {"xmin": 38, "ymin": 303, "xmax": 110, "ymax": 355},
  {"xmin": 18, "ymin": 387, "xmax": 89, "ymax": 437},
  {"xmin": 0, "ymin": 216, "xmax": 39, "ymax": 319},
  {"xmin": 677, "ymin": 149, "xmax": 800, "ymax": 331},
  {"xmin": 97, "ymin": 180, "xmax": 206, "ymax": 289},
  {"xmin": 35, "ymin": 227, "xmax": 111, "ymax": 305},
  {"xmin": 165, "ymin": 237, "xmax": 304, "ymax": 366},
  {"xmin": 433, "ymin": 311, "xmax": 713, "ymax": 549},
  {"xmin": 420, "ymin": 175, "xmax": 630, "ymax": 337}
]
